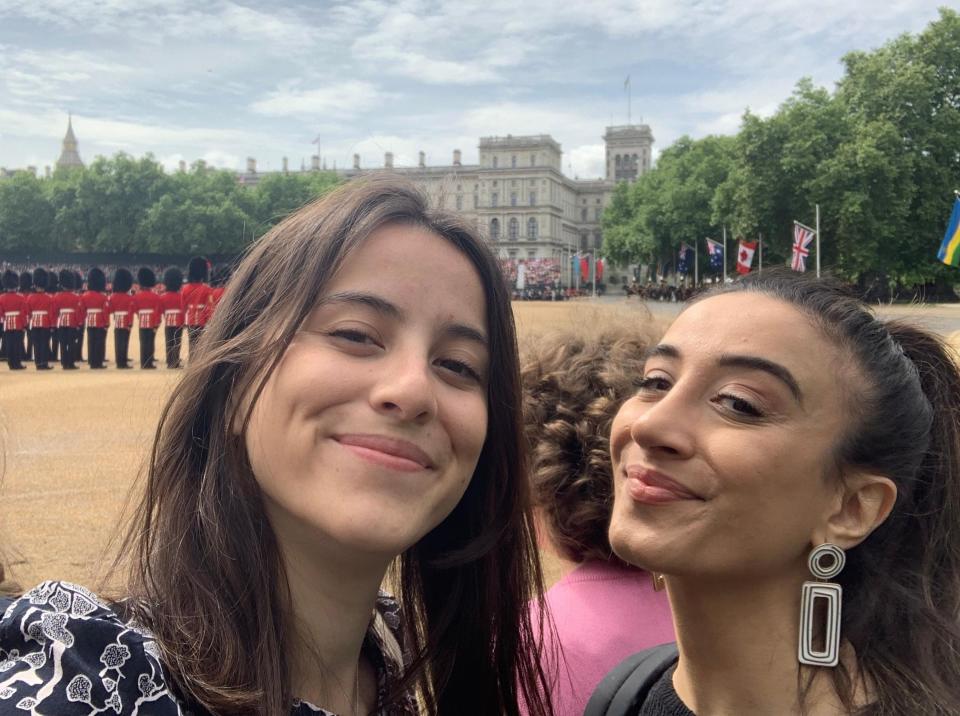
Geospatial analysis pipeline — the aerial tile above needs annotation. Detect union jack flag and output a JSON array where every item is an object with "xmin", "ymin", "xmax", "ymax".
[{"xmin": 791, "ymin": 223, "xmax": 815, "ymax": 272}]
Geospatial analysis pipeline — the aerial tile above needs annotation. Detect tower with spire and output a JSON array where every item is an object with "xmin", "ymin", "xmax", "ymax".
[{"xmin": 56, "ymin": 114, "xmax": 84, "ymax": 170}]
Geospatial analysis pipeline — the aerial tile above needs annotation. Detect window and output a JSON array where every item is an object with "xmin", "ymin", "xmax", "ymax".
[
  {"xmin": 530, "ymin": 154, "xmax": 536, "ymax": 166},
  {"xmin": 508, "ymin": 249, "xmax": 517, "ymax": 259},
  {"xmin": 473, "ymin": 193, "xmax": 478, "ymax": 208},
  {"xmin": 509, "ymin": 217, "xmax": 519, "ymax": 240},
  {"xmin": 581, "ymin": 208, "xmax": 588, "ymax": 222},
  {"xmin": 529, "ymin": 191, "xmax": 536, "ymax": 206},
  {"xmin": 493, "ymin": 180, "xmax": 498, "ymax": 186},
  {"xmin": 527, "ymin": 250, "xmax": 536, "ymax": 259},
  {"xmin": 511, "ymin": 193, "xmax": 517, "ymax": 207},
  {"xmin": 580, "ymin": 232, "xmax": 589, "ymax": 251},
  {"xmin": 594, "ymin": 231, "xmax": 602, "ymax": 248},
  {"xmin": 456, "ymin": 195, "xmax": 463, "ymax": 210},
  {"xmin": 511, "ymin": 155, "xmax": 517, "ymax": 168},
  {"xmin": 527, "ymin": 218, "xmax": 538, "ymax": 239},
  {"xmin": 492, "ymin": 192, "xmax": 498, "ymax": 207},
  {"xmin": 594, "ymin": 207, "xmax": 601, "ymax": 220},
  {"xmin": 490, "ymin": 218, "xmax": 500, "ymax": 240},
  {"xmin": 512, "ymin": 179, "xmax": 517, "ymax": 187},
  {"xmin": 493, "ymin": 156, "xmax": 498, "ymax": 168},
  {"xmin": 615, "ymin": 155, "xmax": 621, "ymax": 168}
]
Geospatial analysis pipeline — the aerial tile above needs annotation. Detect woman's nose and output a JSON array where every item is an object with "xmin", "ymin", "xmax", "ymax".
[
  {"xmin": 369, "ymin": 351, "xmax": 438, "ymax": 423},
  {"xmin": 623, "ymin": 391, "xmax": 696, "ymax": 460}
]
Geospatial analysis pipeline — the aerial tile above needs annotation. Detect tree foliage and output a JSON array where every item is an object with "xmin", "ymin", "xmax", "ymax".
[
  {"xmin": 604, "ymin": 9, "xmax": 960, "ymax": 292},
  {"xmin": 0, "ymin": 154, "xmax": 341, "ymax": 256}
]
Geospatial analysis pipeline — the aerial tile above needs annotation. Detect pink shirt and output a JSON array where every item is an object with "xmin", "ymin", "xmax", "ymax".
[{"xmin": 528, "ymin": 560, "xmax": 675, "ymax": 716}]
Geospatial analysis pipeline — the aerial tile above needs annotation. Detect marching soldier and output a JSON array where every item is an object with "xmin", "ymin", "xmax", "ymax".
[
  {"xmin": 0, "ymin": 270, "xmax": 27, "ymax": 369},
  {"xmin": 53, "ymin": 269, "xmax": 83, "ymax": 369},
  {"xmin": 132, "ymin": 267, "xmax": 161, "ymax": 369},
  {"xmin": 19, "ymin": 271, "xmax": 32, "ymax": 361},
  {"xmin": 81, "ymin": 267, "xmax": 109, "ymax": 369},
  {"xmin": 109, "ymin": 268, "xmax": 134, "ymax": 369},
  {"xmin": 46, "ymin": 269, "xmax": 59, "ymax": 362},
  {"xmin": 160, "ymin": 267, "xmax": 185, "ymax": 369},
  {"xmin": 74, "ymin": 269, "xmax": 86, "ymax": 361},
  {"xmin": 182, "ymin": 256, "xmax": 210, "ymax": 358},
  {"xmin": 25, "ymin": 268, "xmax": 53, "ymax": 370},
  {"xmin": 208, "ymin": 263, "xmax": 232, "ymax": 319}
]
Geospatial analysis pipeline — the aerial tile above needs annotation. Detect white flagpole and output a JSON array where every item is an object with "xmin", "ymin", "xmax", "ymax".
[
  {"xmin": 722, "ymin": 226, "xmax": 728, "ymax": 283},
  {"xmin": 758, "ymin": 233, "xmax": 763, "ymax": 274},
  {"xmin": 815, "ymin": 204, "xmax": 821, "ymax": 278},
  {"xmin": 592, "ymin": 253, "xmax": 597, "ymax": 298},
  {"xmin": 692, "ymin": 241, "xmax": 698, "ymax": 286}
]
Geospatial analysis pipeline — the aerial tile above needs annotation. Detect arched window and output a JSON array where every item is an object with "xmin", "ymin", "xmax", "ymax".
[
  {"xmin": 615, "ymin": 155, "xmax": 621, "ymax": 168},
  {"xmin": 509, "ymin": 217, "xmax": 519, "ymax": 240},
  {"xmin": 490, "ymin": 218, "xmax": 500, "ymax": 240},
  {"xmin": 632, "ymin": 153, "xmax": 639, "ymax": 169},
  {"xmin": 527, "ymin": 218, "xmax": 538, "ymax": 240},
  {"xmin": 530, "ymin": 154, "xmax": 536, "ymax": 166},
  {"xmin": 581, "ymin": 208, "xmax": 588, "ymax": 222},
  {"xmin": 580, "ymin": 232, "xmax": 589, "ymax": 251}
]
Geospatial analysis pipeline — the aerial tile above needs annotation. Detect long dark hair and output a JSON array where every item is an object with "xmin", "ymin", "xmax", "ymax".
[
  {"xmin": 118, "ymin": 175, "xmax": 553, "ymax": 715},
  {"xmin": 705, "ymin": 269, "xmax": 960, "ymax": 714}
]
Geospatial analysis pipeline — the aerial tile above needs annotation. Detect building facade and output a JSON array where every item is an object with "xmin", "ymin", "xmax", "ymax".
[{"xmin": 238, "ymin": 124, "xmax": 654, "ymax": 286}]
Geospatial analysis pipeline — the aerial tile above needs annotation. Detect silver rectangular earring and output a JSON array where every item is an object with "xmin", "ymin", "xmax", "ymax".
[{"xmin": 798, "ymin": 543, "xmax": 845, "ymax": 667}]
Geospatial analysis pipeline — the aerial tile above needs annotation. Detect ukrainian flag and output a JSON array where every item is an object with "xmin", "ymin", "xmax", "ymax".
[{"xmin": 937, "ymin": 196, "xmax": 960, "ymax": 267}]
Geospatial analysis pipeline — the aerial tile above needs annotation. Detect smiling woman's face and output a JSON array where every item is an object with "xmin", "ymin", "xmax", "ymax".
[
  {"xmin": 245, "ymin": 222, "xmax": 490, "ymax": 562},
  {"xmin": 608, "ymin": 292, "xmax": 857, "ymax": 580}
]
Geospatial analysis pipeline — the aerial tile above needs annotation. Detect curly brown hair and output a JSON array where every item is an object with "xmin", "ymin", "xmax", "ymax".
[{"xmin": 521, "ymin": 326, "xmax": 655, "ymax": 563}]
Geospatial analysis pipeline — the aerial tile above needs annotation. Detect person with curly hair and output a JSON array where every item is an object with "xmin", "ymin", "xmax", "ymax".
[{"xmin": 521, "ymin": 328, "xmax": 674, "ymax": 716}]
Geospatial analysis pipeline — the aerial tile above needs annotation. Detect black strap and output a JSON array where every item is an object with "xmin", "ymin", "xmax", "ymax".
[{"xmin": 584, "ymin": 642, "xmax": 679, "ymax": 716}]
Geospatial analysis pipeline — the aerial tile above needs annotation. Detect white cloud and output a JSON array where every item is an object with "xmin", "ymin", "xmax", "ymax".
[{"xmin": 250, "ymin": 81, "xmax": 393, "ymax": 119}]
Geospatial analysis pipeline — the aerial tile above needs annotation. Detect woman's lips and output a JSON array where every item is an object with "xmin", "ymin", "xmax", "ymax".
[
  {"xmin": 335, "ymin": 434, "xmax": 434, "ymax": 473},
  {"xmin": 624, "ymin": 465, "xmax": 703, "ymax": 504}
]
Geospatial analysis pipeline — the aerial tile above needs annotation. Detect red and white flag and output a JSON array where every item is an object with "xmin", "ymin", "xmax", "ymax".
[
  {"xmin": 736, "ymin": 240, "xmax": 757, "ymax": 275},
  {"xmin": 792, "ymin": 223, "xmax": 815, "ymax": 272}
]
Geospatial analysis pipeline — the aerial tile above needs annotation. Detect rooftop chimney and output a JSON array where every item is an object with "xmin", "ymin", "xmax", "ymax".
[
  {"xmin": 246, "ymin": 157, "xmax": 257, "ymax": 174},
  {"xmin": 418, "ymin": 151, "xmax": 425, "ymax": 168},
  {"xmin": 385, "ymin": 152, "xmax": 394, "ymax": 169},
  {"xmin": 353, "ymin": 153, "xmax": 360, "ymax": 170},
  {"xmin": 311, "ymin": 155, "xmax": 320, "ymax": 171},
  {"xmin": 453, "ymin": 149, "xmax": 462, "ymax": 166},
  {"xmin": 282, "ymin": 156, "xmax": 289, "ymax": 173},
  {"xmin": 178, "ymin": 160, "xmax": 187, "ymax": 173}
]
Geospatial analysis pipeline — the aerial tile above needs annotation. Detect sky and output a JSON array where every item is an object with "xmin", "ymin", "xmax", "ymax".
[{"xmin": 0, "ymin": 0, "xmax": 955, "ymax": 180}]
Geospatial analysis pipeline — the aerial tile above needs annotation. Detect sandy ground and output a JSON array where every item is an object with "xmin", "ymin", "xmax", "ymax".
[{"xmin": 1, "ymin": 299, "xmax": 958, "ymax": 592}]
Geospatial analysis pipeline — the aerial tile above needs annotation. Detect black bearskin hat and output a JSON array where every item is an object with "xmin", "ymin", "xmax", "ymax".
[
  {"xmin": 3, "ymin": 270, "xmax": 18, "ymax": 291},
  {"xmin": 19, "ymin": 271, "xmax": 32, "ymax": 292},
  {"xmin": 47, "ymin": 269, "xmax": 59, "ymax": 293},
  {"xmin": 59, "ymin": 269, "xmax": 74, "ymax": 291},
  {"xmin": 137, "ymin": 267, "xmax": 157, "ymax": 289},
  {"xmin": 163, "ymin": 267, "xmax": 183, "ymax": 292},
  {"xmin": 87, "ymin": 267, "xmax": 106, "ymax": 292},
  {"xmin": 32, "ymin": 267, "xmax": 48, "ymax": 290},
  {"xmin": 74, "ymin": 270, "xmax": 83, "ymax": 291},
  {"xmin": 188, "ymin": 256, "xmax": 209, "ymax": 283},
  {"xmin": 112, "ymin": 268, "xmax": 133, "ymax": 293}
]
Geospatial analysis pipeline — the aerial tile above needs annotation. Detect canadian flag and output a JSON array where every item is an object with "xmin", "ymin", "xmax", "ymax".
[{"xmin": 736, "ymin": 240, "xmax": 758, "ymax": 275}]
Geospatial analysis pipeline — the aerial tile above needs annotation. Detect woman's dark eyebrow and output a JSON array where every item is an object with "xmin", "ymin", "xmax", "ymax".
[
  {"xmin": 317, "ymin": 290, "xmax": 488, "ymax": 347},
  {"xmin": 643, "ymin": 343, "xmax": 802, "ymax": 403},
  {"xmin": 717, "ymin": 354, "xmax": 802, "ymax": 403}
]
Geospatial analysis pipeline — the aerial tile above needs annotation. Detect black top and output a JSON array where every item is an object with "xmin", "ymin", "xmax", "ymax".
[
  {"xmin": 0, "ymin": 581, "xmax": 416, "ymax": 715},
  {"xmin": 639, "ymin": 665, "xmax": 696, "ymax": 716}
]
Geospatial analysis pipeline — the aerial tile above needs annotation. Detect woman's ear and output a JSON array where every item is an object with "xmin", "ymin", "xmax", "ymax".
[{"xmin": 815, "ymin": 473, "xmax": 898, "ymax": 550}]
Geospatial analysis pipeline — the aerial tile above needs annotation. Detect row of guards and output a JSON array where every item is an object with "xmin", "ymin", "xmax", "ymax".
[{"xmin": 0, "ymin": 257, "xmax": 229, "ymax": 371}]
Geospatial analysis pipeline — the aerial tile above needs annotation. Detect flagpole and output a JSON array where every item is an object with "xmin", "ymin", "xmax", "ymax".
[
  {"xmin": 758, "ymin": 233, "xmax": 763, "ymax": 274},
  {"xmin": 695, "ymin": 241, "xmax": 699, "ymax": 287},
  {"xmin": 592, "ymin": 254, "xmax": 597, "ymax": 299},
  {"xmin": 722, "ymin": 226, "xmax": 728, "ymax": 283},
  {"xmin": 815, "ymin": 204, "xmax": 821, "ymax": 278}
]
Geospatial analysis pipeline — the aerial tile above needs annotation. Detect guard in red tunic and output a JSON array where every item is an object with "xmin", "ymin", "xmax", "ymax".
[
  {"xmin": 0, "ymin": 270, "xmax": 27, "ymax": 370},
  {"xmin": 19, "ymin": 272, "xmax": 32, "ymax": 361},
  {"xmin": 160, "ymin": 267, "xmax": 185, "ymax": 369},
  {"xmin": 182, "ymin": 256, "xmax": 211, "ymax": 359},
  {"xmin": 108, "ymin": 268, "xmax": 134, "ymax": 369},
  {"xmin": 81, "ymin": 267, "xmax": 109, "ymax": 369},
  {"xmin": 208, "ymin": 263, "xmax": 232, "ymax": 320},
  {"xmin": 53, "ymin": 269, "xmax": 83, "ymax": 369},
  {"xmin": 132, "ymin": 267, "xmax": 162, "ymax": 369},
  {"xmin": 46, "ymin": 269, "xmax": 60, "ymax": 362},
  {"xmin": 74, "ymin": 269, "xmax": 86, "ymax": 361},
  {"xmin": 25, "ymin": 267, "xmax": 53, "ymax": 370}
]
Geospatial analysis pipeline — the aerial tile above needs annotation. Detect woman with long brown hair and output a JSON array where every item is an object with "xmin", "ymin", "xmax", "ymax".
[
  {"xmin": 0, "ymin": 176, "xmax": 553, "ymax": 715},
  {"xmin": 590, "ymin": 269, "xmax": 960, "ymax": 715}
]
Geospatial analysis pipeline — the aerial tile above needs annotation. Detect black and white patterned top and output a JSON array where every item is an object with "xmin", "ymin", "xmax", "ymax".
[{"xmin": 0, "ymin": 581, "xmax": 417, "ymax": 715}]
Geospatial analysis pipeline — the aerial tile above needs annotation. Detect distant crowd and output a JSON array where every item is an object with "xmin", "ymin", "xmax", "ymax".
[{"xmin": 0, "ymin": 257, "xmax": 231, "ymax": 371}]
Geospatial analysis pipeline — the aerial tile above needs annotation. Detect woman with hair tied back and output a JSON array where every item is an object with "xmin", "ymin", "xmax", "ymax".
[
  {"xmin": 519, "ymin": 329, "xmax": 673, "ymax": 716},
  {"xmin": 587, "ymin": 269, "xmax": 960, "ymax": 716},
  {"xmin": 0, "ymin": 176, "xmax": 554, "ymax": 716}
]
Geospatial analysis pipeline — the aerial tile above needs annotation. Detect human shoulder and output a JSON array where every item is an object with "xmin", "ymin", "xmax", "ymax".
[{"xmin": 0, "ymin": 581, "xmax": 187, "ymax": 714}]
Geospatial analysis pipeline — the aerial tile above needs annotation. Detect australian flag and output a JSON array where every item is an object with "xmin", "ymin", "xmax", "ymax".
[
  {"xmin": 677, "ymin": 243, "xmax": 694, "ymax": 275},
  {"xmin": 706, "ymin": 238, "xmax": 724, "ymax": 272}
]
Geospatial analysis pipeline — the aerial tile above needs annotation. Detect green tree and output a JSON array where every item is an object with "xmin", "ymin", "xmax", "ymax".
[{"xmin": 0, "ymin": 172, "xmax": 55, "ymax": 252}]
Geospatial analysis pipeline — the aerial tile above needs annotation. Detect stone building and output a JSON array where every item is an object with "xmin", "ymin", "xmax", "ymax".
[
  {"xmin": 56, "ymin": 115, "xmax": 84, "ymax": 170},
  {"xmin": 238, "ymin": 124, "xmax": 654, "ymax": 286}
]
